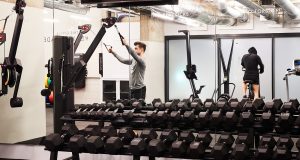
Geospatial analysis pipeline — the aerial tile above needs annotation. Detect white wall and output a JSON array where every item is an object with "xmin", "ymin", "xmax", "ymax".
[{"xmin": 0, "ymin": 2, "xmax": 45, "ymax": 143}]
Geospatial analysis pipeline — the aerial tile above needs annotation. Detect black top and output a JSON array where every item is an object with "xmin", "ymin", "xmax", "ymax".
[{"xmin": 241, "ymin": 53, "xmax": 264, "ymax": 75}]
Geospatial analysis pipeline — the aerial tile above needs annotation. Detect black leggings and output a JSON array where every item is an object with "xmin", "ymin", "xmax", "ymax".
[{"xmin": 130, "ymin": 86, "xmax": 146, "ymax": 100}]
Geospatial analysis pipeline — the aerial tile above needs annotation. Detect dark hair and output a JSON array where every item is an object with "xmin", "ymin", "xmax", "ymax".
[
  {"xmin": 134, "ymin": 41, "xmax": 146, "ymax": 52},
  {"xmin": 248, "ymin": 47, "xmax": 257, "ymax": 54}
]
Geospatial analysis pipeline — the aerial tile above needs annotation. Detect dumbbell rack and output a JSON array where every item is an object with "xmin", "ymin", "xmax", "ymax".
[{"xmin": 46, "ymin": 99, "xmax": 300, "ymax": 160}]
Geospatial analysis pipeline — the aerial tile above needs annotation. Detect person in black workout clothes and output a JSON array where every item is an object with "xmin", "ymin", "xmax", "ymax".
[{"xmin": 241, "ymin": 47, "xmax": 264, "ymax": 99}]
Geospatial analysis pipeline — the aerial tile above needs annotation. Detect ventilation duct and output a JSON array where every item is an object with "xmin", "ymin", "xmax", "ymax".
[
  {"xmin": 235, "ymin": 0, "xmax": 278, "ymax": 21},
  {"xmin": 44, "ymin": 0, "xmax": 90, "ymax": 15},
  {"xmin": 152, "ymin": 4, "xmax": 236, "ymax": 26},
  {"xmin": 217, "ymin": 0, "xmax": 248, "ymax": 22},
  {"xmin": 274, "ymin": 0, "xmax": 300, "ymax": 19}
]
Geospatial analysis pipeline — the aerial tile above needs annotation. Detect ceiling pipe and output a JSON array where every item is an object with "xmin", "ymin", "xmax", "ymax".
[
  {"xmin": 44, "ymin": 0, "xmax": 89, "ymax": 15},
  {"xmin": 152, "ymin": 4, "xmax": 236, "ymax": 26},
  {"xmin": 235, "ymin": 0, "xmax": 278, "ymax": 21},
  {"xmin": 178, "ymin": 5, "xmax": 236, "ymax": 25},
  {"xmin": 217, "ymin": 0, "xmax": 248, "ymax": 22},
  {"xmin": 274, "ymin": 0, "xmax": 300, "ymax": 19}
]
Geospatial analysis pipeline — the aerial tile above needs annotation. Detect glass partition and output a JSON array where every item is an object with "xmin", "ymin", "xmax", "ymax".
[
  {"xmin": 274, "ymin": 37, "xmax": 300, "ymax": 101},
  {"xmin": 220, "ymin": 38, "xmax": 273, "ymax": 101},
  {"xmin": 168, "ymin": 39, "xmax": 217, "ymax": 100}
]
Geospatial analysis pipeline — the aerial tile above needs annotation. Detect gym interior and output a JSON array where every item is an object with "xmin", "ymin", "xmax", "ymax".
[{"xmin": 0, "ymin": 0, "xmax": 300, "ymax": 159}]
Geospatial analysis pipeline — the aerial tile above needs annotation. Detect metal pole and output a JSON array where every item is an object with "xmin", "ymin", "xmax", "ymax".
[
  {"xmin": 53, "ymin": 36, "xmax": 73, "ymax": 133},
  {"xmin": 285, "ymin": 75, "xmax": 290, "ymax": 101}
]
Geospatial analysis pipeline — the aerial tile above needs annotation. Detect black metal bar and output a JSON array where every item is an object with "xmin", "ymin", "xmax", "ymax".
[
  {"xmin": 272, "ymin": 37, "xmax": 275, "ymax": 99},
  {"xmin": 217, "ymin": 39, "xmax": 222, "ymax": 98},
  {"xmin": 185, "ymin": 31, "xmax": 192, "ymax": 67},
  {"xmin": 8, "ymin": 14, "xmax": 23, "ymax": 64},
  {"xmin": 63, "ymin": 36, "xmax": 75, "ymax": 113},
  {"xmin": 227, "ymin": 40, "xmax": 234, "ymax": 75},
  {"xmin": 165, "ymin": 33, "xmax": 300, "ymax": 41},
  {"xmin": 62, "ymin": 26, "xmax": 107, "ymax": 94},
  {"xmin": 164, "ymin": 37, "xmax": 170, "ymax": 102},
  {"xmin": 133, "ymin": 155, "xmax": 141, "ymax": 160},
  {"xmin": 82, "ymin": 26, "xmax": 106, "ymax": 63},
  {"xmin": 53, "ymin": 36, "xmax": 74, "ymax": 133},
  {"xmin": 149, "ymin": 156, "xmax": 155, "ymax": 160},
  {"xmin": 72, "ymin": 152, "xmax": 80, "ymax": 160},
  {"xmin": 74, "ymin": 32, "xmax": 83, "ymax": 53},
  {"xmin": 12, "ymin": 68, "xmax": 22, "ymax": 98},
  {"xmin": 99, "ymin": 53, "xmax": 103, "ymax": 77},
  {"xmin": 50, "ymin": 151, "xmax": 58, "ymax": 160}
]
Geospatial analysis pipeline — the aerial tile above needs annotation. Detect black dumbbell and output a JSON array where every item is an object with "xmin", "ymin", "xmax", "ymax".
[
  {"xmin": 129, "ymin": 129, "xmax": 158, "ymax": 155},
  {"xmin": 148, "ymin": 129, "xmax": 177, "ymax": 156},
  {"xmin": 255, "ymin": 134, "xmax": 276, "ymax": 160},
  {"xmin": 147, "ymin": 99, "xmax": 179, "ymax": 122},
  {"xmin": 120, "ymin": 101, "xmax": 146, "ymax": 121},
  {"xmin": 231, "ymin": 133, "xmax": 253, "ymax": 160},
  {"xmin": 259, "ymin": 99, "xmax": 283, "ymax": 133},
  {"xmin": 223, "ymin": 100, "xmax": 242, "ymax": 131},
  {"xmin": 164, "ymin": 99, "xmax": 181, "ymax": 111},
  {"xmin": 209, "ymin": 98, "xmax": 231, "ymax": 129},
  {"xmin": 252, "ymin": 98, "xmax": 265, "ymax": 110},
  {"xmin": 194, "ymin": 109, "xmax": 210, "ymax": 130},
  {"xmin": 152, "ymin": 98, "xmax": 162, "ymax": 106},
  {"xmin": 105, "ymin": 127, "xmax": 137, "ymax": 154},
  {"xmin": 189, "ymin": 131, "xmax": 212, "ymax": 158},
  {"xmin": 240, "ymin": 98, "xmax": 248, "ymax": 108},
  {"xmin": 171, "ymin": 131, "xmax": 195, "ymax": 157},
  {"xmin": 183, "ymin": 98, "xmax": 204, "ymax": 123},
  {"xmin": 170, "ymin": 99, "xmax": 191, "ymax": 123},
  {"xmin": 68, "ymin": 125, "xmax": 101, "ymax": 153},
  {"xmin": 84, "ymin": 126, "xmax": 117, "ymax": 153},
  {"xmin": 70, "ymin": 104, "xmax": 99, "ymax": 119},
  {"xmin": 211, "ymin": 133, "xmax": 235, "ymax": 160},
  {"xmin": 273, "ymin": 135, "xmax": 294, "ymax": 160},
  {"xmin": 195, "ymin": 99, "xmax": 217, "ymax": 130},
  {"xmin": 82, "ymin": 103, "xmax": 109, "ymax": 119},
  {"xmin": 44, "ymin": 124, "xmax": 78, "ymax": 150},
  {"xmin": 156, "ymin": 99, "xmax": 181, "ymax": 125},
  {"xmin": 275, "ymin": 101, "xmax": 297, "ymax": 133},
  {"xmin": 239, "ymin": 100, "xmax": 257, "ymax": 129},
  {"xmin": 146, "ymin": 99, "xmax": 164, "ymax": 123}
]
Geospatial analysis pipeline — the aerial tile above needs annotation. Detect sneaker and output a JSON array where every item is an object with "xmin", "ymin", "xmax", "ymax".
[{"xmin": 243, "ymin": 95, "xmax": 247, "ymax": 98}]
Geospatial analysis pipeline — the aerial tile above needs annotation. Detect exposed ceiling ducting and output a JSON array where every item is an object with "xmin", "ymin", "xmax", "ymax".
[
  {"xmin": 235, "ymin": 0, "xmax": 278, "ymax": 21},
  {"xmin": 274, "ymin": 0, "xmax": 300, "ymax": 20},
  {"xmin": 149, "ymin": 1, "xmax": 237, "ymax": 26},
  {"xmin": 44, "ymin": 0, "xmax": 90, "ymax": 15},
  {"xmin": 217, "ymin": 0, "xmax": 248, "ymax": 22}
]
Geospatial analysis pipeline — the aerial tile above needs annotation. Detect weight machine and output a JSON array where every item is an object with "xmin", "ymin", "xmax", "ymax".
[
  {"xmin": 212, "ymin": 39, "xmax": 236, "ymax": 101},
  {"xmin": 283, "ymin": 59, "xmax": 300, "ymax": 101},
  {"xmin": 51, "ymin": 17, "xmax": 116, "ymax": 133},
  {"xmin": 178, "ymin": 30, "xmax": 205, "ymax": 100},
  {"xmin": 0, "ymin": 0, "xmax": 26, "ymax": 107}
]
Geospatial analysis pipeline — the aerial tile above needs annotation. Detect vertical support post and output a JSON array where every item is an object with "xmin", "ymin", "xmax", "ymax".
[
  {"xmin": 53, "ymin": 36, "xmax": 74, "ymax": 133},
  {"xmin": 50, "ymin": 151, "xmax": 58, "ymax": 160}
]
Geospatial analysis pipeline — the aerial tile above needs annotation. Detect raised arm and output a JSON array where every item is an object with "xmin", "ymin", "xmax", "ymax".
[
  {"xmin": 125, "ymin": 44, "xmax": 146, "ymax": 68},
  {"xmin": 111, "ymin": 51, "xmax": 132, "ymax": 65}
]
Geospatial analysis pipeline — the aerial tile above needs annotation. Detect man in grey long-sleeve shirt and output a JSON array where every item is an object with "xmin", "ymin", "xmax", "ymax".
[{"xmin": 108, "ymin": 38, "xmax": 146, "ymax": 99}]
